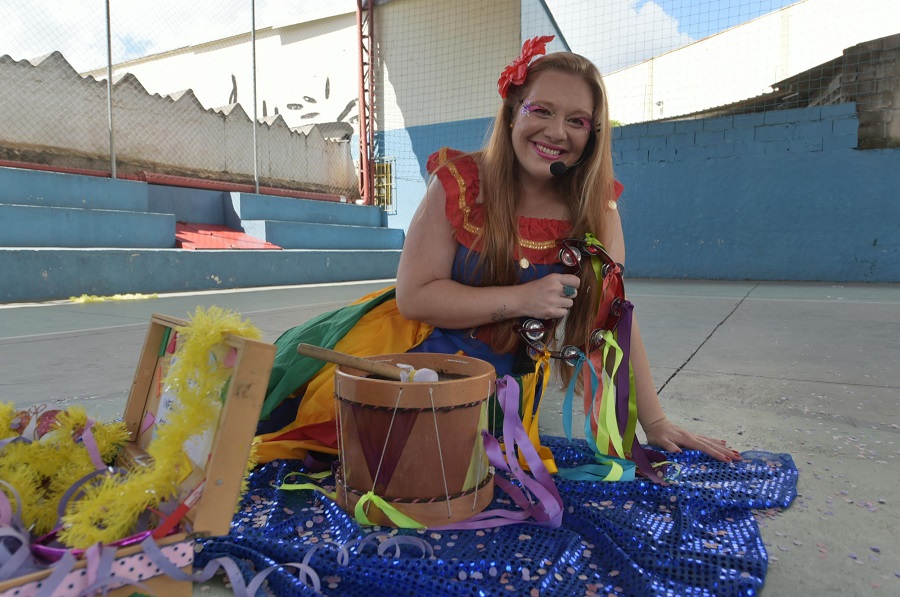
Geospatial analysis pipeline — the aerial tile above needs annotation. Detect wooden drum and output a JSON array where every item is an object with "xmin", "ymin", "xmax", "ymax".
[{"xmin": 334, "ymin": 353, "xmax": 495, "ymax": 527}]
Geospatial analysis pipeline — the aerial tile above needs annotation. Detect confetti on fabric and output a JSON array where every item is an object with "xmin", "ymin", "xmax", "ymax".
[{"xmin": 197, "ymin": 437, "xmax": 798, "ymax": 596}]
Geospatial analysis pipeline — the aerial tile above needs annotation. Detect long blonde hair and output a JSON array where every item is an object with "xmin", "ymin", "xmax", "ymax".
[{"xmin": 473, "ymin": 52, "xmax": 617, "ymax": 385}]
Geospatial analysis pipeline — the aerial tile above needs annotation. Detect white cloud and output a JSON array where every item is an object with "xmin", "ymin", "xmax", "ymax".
[
  {"xmin": 1, "ymin": 0, "xmax": 354, "ymax": 72},
  {"xmin": 541, "ymin": 0, "xmax": 695, "ymax": 73},
  {"xmin": 3, "ymin": 0, "xmax": 687, "ymax": 75},
  {"xmin": 1, "ymin": 0, "xmax": 107, "ymax": 70}
]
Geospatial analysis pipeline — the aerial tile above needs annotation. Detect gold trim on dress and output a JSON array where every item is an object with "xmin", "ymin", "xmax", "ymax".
[{"xmin": 519, "ymin": 237, "xmax": 557, "ymax": 250}]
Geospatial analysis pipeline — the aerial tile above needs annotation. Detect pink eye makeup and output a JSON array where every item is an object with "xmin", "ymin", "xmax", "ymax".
[
  {"xmin": 568, "ymin": 116, "xmax": 593, "ymax": 131},
  {"xmin": 519, "ymin": 99, "xmax": 549, "ymax": 117},
  {"xmin": 519, "ymin": 100, "xmax": 592, "ymax": 132}
]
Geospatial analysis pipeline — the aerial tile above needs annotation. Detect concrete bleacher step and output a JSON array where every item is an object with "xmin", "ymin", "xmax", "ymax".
[
  {"xmin": 1, "ymin": 166, "xmax": 150, "ymax": 212},
  {"xmin": 0, "ymin": 247, "xmax": 401, "ymax": 303},
  {"xmin": 0, "ymin": 204, "xmax": 175, "ymax": 248},
  {"xmin": 0, "ymin": 165, "xmax": 404, "ymax": 302},
  {"xmin": 240, "ymin": 220, "xmax": 404, "ymax": 250},
  {"xmin": 226, "ymin": 192, "xmax": 383, "ymax": 228}
]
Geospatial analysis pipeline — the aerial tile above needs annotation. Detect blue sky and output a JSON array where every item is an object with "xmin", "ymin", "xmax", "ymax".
[
  {"xmin": 3, "ymin": 0, "xmax": 800, "ymax": 74},
  {"xmin": 537, "ymin": 0, "xmax": 800, "ymax": 73},
  {"xmin": 653, "ymin": 0, "xmax": 796, "ymax": 39}
]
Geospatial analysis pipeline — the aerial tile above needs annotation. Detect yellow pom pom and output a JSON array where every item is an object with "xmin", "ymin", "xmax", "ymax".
[{"xmin": 0, "ymin": 402, "xmax": 17, "ymax": 440}]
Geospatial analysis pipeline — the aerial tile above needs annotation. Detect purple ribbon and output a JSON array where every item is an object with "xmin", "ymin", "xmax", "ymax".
[
  {"xmin": 79, "ymin": 419, "xmax": 107, "ymax": 471},
  {"xmin": 430, "ymin": 375, "xmax": 563, "ymax": 530},
  {"xmin": 140, "ymin": 534, "xmax": 323, "ymax": 595},
  {"xmin": 1, "ymin": 481, "xmax": 45, "ymax": 582},
  {"xmin": 612, "ymin": 303, "xmax": 669, "ymax": 484}
]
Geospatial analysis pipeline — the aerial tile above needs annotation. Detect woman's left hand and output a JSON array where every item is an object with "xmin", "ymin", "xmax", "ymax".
[{"xmin": 642, "ymin": 417, "xmax": 741, "ymax": 463}]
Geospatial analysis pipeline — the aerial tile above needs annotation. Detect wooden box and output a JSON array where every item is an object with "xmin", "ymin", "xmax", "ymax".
[{"xmin": 0, "ymin": 313, "xmax": 275, "ymax": 596}]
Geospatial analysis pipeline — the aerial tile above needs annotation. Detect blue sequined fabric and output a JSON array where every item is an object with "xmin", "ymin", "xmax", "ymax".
[{"xmin": 197, "ymin": 436, "xmax": 797, "ymax": 596}]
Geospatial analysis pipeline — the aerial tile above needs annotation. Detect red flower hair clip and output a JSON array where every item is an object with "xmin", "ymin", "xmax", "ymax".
[{"xmin": 497, "ymin": 35, "xmax": 555, "ymax": 99}]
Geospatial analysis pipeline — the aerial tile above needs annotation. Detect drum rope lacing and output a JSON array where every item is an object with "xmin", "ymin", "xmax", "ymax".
[
  {"xmin": 428, "ymin": 387, "xmax": 454, "ymax": 518},
  {"xmin": 333, "ymin": 473, "xmax": 493, "ymax": 504},
  {"xmin": 364, "ymin": 387, "xmax": 405, "ymax": 519}
]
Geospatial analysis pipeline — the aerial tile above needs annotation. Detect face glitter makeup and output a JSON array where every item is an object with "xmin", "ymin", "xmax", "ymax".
[{"xmin": 519, "ymin": 99, "xmax": 593, "ymax": 133}]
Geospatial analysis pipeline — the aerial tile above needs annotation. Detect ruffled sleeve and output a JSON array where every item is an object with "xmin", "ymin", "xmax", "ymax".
[{"xmin": 426, "ymin": 147, "xmax": 483, "ymax": 249}]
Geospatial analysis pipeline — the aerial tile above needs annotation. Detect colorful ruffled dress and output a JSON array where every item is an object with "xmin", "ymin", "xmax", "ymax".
[{"xmin": 256, "ymin": 147, "xmax": 574, "ymax": 468}]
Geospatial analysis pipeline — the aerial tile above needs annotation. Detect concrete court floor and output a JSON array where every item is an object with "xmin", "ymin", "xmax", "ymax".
[{"xmin": 0, "ymin": 278, "xmax": 898, "ymax": 597}]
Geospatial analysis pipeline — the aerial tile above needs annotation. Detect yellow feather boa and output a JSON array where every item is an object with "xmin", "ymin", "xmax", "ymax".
[{"xmin": 0, "ymin": 306, "xmax": 262, "ymax": 549}]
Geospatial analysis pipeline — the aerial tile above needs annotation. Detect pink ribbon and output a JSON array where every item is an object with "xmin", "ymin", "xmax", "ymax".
[{"xmin": 140, "ymin": 410, "xmax": 155, "ymax": 434}]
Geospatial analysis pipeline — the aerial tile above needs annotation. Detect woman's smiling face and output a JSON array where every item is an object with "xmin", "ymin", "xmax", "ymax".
[{"xmin": 510, "ymin": 69, "xmax": 595, "ymax": 185}]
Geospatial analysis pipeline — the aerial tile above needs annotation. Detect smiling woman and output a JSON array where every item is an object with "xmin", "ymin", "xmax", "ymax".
[
  {"xmin": 207, "ymin": 32, "xmax": 801, "ymax": 597},
  {"xmin": 258, "ymin": 35, "xmax": 740, "ymax": 472}
]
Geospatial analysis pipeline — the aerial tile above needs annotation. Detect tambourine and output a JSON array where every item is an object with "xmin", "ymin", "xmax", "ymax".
[{"xmin": 514, "ymin": 237, "xmax": 627, "ymax": 363}]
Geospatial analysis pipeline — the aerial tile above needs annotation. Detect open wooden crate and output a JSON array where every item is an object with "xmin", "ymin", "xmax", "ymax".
[{"xmin": 0, "ymin": 313, "xmax": 275, "ymax": 597}]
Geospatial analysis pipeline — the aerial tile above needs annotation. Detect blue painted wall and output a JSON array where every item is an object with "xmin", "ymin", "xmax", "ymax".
[
  {"xmin": 3, "ymin": 101, "xmax": 896, "ymax": 301},
  {"xmin": 377, "ymin": 117, "xmax": 492, "ymax": 231},
  {"xmin": 613, "ymin": 103, "xmax": 899, "ymax": 282},
  {"xmin": 148, "ymin": 186, "xmax": 226, "ymax": 224},
  {"xmin": 3, "ymin": 166, "xmax": 149, "ymax": 211},
  {"xmin": 382, "ymin": 102, "xmax": 900, "ymax": 282}
]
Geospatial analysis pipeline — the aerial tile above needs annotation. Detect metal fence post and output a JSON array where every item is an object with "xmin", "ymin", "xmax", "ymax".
[
  {"xmin": 251, "ymin": 0, "xmax": 259, "ymax": 194},
  {"xmin": 105, "ymin": 0, "xmax": 116, "ymax": 179}
]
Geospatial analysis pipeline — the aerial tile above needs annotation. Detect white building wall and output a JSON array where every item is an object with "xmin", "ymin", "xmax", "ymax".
[
  {"xmin": 377, "ymin": 0, "xmax": 521, "ymax": 129},
  {"xmin": 0, "ymin": 51, "xmax": 357, "ymax": 194},
  {"xmin": 90, "ymin": 0, "xmax": 519, "ymax": 134},
  {"xmin": 86, "ymin": 13, "xmax": 360, "ymax": 133},
  {"xmin": 605, "ymin": 0, "xmax": 900, "ymax": 123}
]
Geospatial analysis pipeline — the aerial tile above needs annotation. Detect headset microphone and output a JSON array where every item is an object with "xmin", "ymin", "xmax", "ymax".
[
  {"xmin": 550, "ymin": 130, "xmax": 596, "ymax": 177},
  {"xmin": 550, "ymin": 153, "xmax": 586, "ymax": 177},
  {"xmin": 550, "ymin": 161, "xmax": 568, "ymax": 177}
]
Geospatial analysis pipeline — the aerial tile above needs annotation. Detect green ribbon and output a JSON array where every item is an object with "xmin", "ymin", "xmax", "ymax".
[
  {"xmin": 583, "ymin": 232, "xmax": 604, "ymax": 249},
  {"xmin": 623, "ymin": 359, "xmax": 639, "ymax": 458},
  {"xmin": 278, "ymin": 481, "xmax": 336, "ymax": 500},
  {"xmin": 278, "ymin": 470, "xmax": 337, "ymax": 499},
  {"xmin": 354, "ymin": 491, "xmax": 424, "ymax": 529},
  {"xmin": 556, "ymin": 453, "xmax": 635, "ymax": 482},
  {"xmin": 584, "ymin": 232, "xmax": 606, "ymax": 315},
  {"xmin": 278, "ymin": 471, "xmax": 337, "ymax": 501},
  {"xmin": 283, "ymin": 470, "xmax": 331, "ymax": 481},
  {"xmin": 278, "ymin": 472, "xmax": 425, "ymax": 528},
  {"xmin": 594, "ymin": 330, "xmax": 626, "ymax": 459}
]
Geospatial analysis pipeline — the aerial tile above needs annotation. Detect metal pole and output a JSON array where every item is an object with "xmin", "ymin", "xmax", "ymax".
[
  {"xmin": 356, "ymin": 1, "xmax": 367, "ymax": 203},
  {"xmin": 356, "ymin": 0, "xmax": 373, "ymax": 205},
  {"xmin": 105, "ymin": 0, "xmax": 116, "ymax": 179},
  {"xmin": 251, "ymin": 0, "xmax": 260, "ymax": 193}
]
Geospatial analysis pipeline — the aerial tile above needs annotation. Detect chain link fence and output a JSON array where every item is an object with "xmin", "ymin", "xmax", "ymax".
[
  {"xmin": 545, "ymin": 0, "xmax": 899, "ymax": 132},
  {"xmin": 0, "ymin": 0, "xmax": 360, "ymax": 199},
  {"xmin": 1, "ymin": 0, "xmax": 897, "ymax": 206}
]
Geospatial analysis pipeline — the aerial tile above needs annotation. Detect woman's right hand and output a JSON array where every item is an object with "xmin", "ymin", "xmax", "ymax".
[{"xmin": 518, "ymin": 273, "xmax": 581, "ymax": 320}]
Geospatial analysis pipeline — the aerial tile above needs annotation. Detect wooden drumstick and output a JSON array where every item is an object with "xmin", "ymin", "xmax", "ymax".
[{"xmin": 297, "ymin": 343, "xmax": 405, "ymax": 381}]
